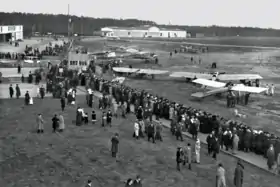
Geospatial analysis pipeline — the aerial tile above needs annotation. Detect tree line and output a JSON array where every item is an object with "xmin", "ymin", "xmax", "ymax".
[{"xmin": 1, "ymin": 12, "xmax": 280, "ymax": 37}]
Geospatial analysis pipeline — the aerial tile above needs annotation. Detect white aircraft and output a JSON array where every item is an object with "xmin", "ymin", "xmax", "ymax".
[
  {"xmin": 112, "ymin": 67, "xmax": 168, "ymax": 79},
  {"xmin": 190, "ymin": 78, "xmax": 267, "ymax": 98},
  {"xmin": 170, "ymin": 71, "xmax": 263, "ymax": 82},
  {"xmin": 112, "ymin": 76, "xmax": 126, "ymax": 84}
]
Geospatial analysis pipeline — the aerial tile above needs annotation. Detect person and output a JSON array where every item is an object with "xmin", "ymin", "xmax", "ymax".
[
  {"xmin": 102, "ymin": 111, "xmax": 106, "ymax": 127},
  {"xmin": 134, "ymin": 119, "xmax": 140, "ymax": 140},
  {"xmin": 39, "ymin": 85, "xmax": 45, "ymax": 99},
  {"xmin": 111, "ymin": 133, "xmax": 119, "ymax": 158},
  {"xmin": 155, "ymin": 122, "xmax": 163, "ymax": 141},
  {"xmin": 60, "ymin": 97, "xmax": 66, "ymax": 111},
  {"xmin": 15, "ymin": 84, "xmax": 21, "ymax": 99},
  {"xmin": 267, "ymin": 144, "xmax": 275, "ymax": 170},
  {"xmin": 84, "ymin": 113, "xmax": 89, "ymax": 124},
  {"xmin": 85, "ymin": 180, "xmax": 92, "ymax": 187},
  {"xmin": 232, "ymin": 133, "xmax": 240, "ymax": 154},
  {"xmin": 195, "ymin": 138, "xmax": 201, "ymax": 163},
  {"xmin": 216, "ymin": 163, "xmax": 226, "ymax": 187},
  {"xmin": 107, "ymin": 110, "xmax": 112, "ymax": 127},
  {"xmin": 17, "ymin": 64, "xmax": 21, "ymax": 74},
  {"xmin": 25, "ymin": 91, "xmax": 30, "ymax": 105},
  {"xmin": 176, "ymin": 147, "xmax": 183, "ymax": 171},
  {"xmin": 270, "ymin": 84, "xmax": 275, "ymax": 96},
  {"xmin": 58, "ymin": 114, "xmax": 65, "ymax": 132},
  {"xmin": 91, "ymin": 110, "xmax": 97, "ymax": 124},
  {"xmin": 234, "ymin": 160, "xmax": 244, "ymax": 187},
  {"xmin": 9, "ymin": 84, "xmax": 14, "ymax": 98},
  {"xmin": 133, "ymin": 175, "xmax": 142, "ymax": 187},
  {"xmin": 185, "ymin": 143, "xmax": 192, "ymax": 170},
  {"xmin": 206, "ymin": 132, "xmax": 214, "ymax": 155},
  {"xmin": 36, "ymin": 114, "xmax": 44, "ymax": 133},
  {"xmin": 147, "ymin": 122, "xmax": 155, "ymax": 143},
  {"xmin": 277, "ymin": 153, "xmax": 280, "ymax": 175},
  {"xmin": 52, "ymin": 114, "xmax": 59, "ymax": 132}
]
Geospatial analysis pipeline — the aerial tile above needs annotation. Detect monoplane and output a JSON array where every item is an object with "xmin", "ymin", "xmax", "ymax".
[{"xmin": 112, "ymin": 67, "xmax": 168, "ymax": 79}]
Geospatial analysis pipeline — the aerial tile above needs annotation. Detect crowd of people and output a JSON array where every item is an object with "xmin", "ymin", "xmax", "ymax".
[{"xmin": 84, "ymin": 74, "xmax": 280, "ymax": 173}]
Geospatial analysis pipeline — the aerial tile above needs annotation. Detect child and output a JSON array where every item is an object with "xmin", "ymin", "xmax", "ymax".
[{"xmin": 91, "ymin": 110, "xmax": 96, "ymax": 125}]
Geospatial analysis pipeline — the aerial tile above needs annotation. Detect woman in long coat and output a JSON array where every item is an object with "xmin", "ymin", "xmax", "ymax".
[
  {"xmin": 58, "ymin": 114, "xmax": 65, "ymax": 132},
  {"xmin": 234, "ymin": 160, "xmax": 244, "ymax": 187},
  {"xmin": 36, "ymin": 114, "xmax": 44, "ymax": 133},
  {"xmin": 267, "ymin": 144, "xmax": 275, "ymax": 170},
  {"xmin": 232, "ymin": 134, "xmax": 240, "ymax": 154}
]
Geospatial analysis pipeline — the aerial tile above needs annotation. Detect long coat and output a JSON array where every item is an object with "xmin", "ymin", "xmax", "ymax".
[
  {"xmin": 36, "ymin": 115, "xmax": 44, "ymax": 130},
  {"xmin": 111, "ymin": 136, "xmax": 119, "ymax": 153},
  {"xmin": 59, "ymin": 115, "xmax": 65, "ymax": 130},
  {"xmin": 233, "ymin": 134, "xmax": 240, "ymax": 154},
  {"xmin": 267, "ymin": 147, "xmax": 275, "ymax": 169},
  {"xmin": 234, "ymin": 164, "xmax": 244, "ymax": 187}
]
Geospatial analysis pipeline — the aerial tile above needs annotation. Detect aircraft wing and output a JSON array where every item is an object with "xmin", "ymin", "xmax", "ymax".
[
  {"xmin": 112, "ymin": 77, "xmax": 125, "ymax": 84},
  {"xmin": 191, "ymin": 87, "xmax": 229, "ymax": 98},
  {"xmin": 218, "ymin": 74, "xmax": 263, "ymax": 81},
  {"xmin": 231, "ymin": 85, "xmax": 268, "ymax": 93},
  {"xmin": 112, "ymin": 67, "xmax": 139, "ymax": 73},
  {"xmin": 137, "ymin": 69, "xmax": 169, "ymax": 75},
  {"xmin": 192, "ymin": 78, "xmax": 226, "ymax": 88},
  {"xmin": 169, "ymin": 72, "xmax": 212, "ymax": 79}
]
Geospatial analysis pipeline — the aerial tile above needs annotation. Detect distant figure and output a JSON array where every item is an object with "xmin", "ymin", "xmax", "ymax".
[
  {"xmin": 212, "ymin": 62, "xmax": 217, "ymax": 68},
  {"xmin": 36, "ymin": 114, "xmax": 44, "ymax": 133},
  {"xmin": 24, "ymin": 91, "xmax": 30, "ymax": 105},
  {"xmin": 15, "ymin": 84, "xmax": 21, "ymax": 99},
  {"xmin": 111, "ymin": 133, "xmax": 119, "ymax": 158},
  {"xmin": 267, "ymin": 144, "xmax": 275, "ymax": 170},
  {"xmin": 9, "ymin": 84, "xmax": 14, "ymax": 98},
  {"xmin": 17, "ymin": 64, "xmax": 21, "ymax": 74}
]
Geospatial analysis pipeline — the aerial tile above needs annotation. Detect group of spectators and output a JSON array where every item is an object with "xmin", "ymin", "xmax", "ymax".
[{"xmin": 84, "ymin": 73, "xmax": 280, "ymax": 172}]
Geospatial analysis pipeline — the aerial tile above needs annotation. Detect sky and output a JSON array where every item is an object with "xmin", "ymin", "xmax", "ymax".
[{"xmin": 1, "ymin": 0, "xmax": 279, "ymax": 29}]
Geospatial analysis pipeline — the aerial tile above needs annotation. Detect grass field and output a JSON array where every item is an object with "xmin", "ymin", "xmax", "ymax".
[
  {"xmin": 79, "ymin": 38, "xmax": 280, "ymax": 138},
  {"xmin": 123, "ymin": 37, "xmax": 280, "ymax": 48},
  {"xmin": 0, "ymin": 94, "xmax": 279, "ymax": 187}
]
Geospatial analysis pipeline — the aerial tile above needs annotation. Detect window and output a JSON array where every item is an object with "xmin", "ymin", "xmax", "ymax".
[
  {"xmin": 128, "ymin": 32, "xmax": 131, "ymax": 35},
  {"xmin": 160, "ymin": 33, "xmax": 163, "ymax": 36}
]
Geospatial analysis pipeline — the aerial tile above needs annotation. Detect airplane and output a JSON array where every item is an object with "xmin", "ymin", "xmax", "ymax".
[
  {"xmin": 169, "ymin": 71, "xmax": 262, "ymax": 83},
  {"xmin": 112, "ymin": 67, "xmax": 168, "ymax": 79},
  {"xmin": 190, "ymin": 78, "xmax": 267, "ymax": 98},
  {"xmin": 111, "ymin": 76, "xmax": 125, "ymax": 84}
]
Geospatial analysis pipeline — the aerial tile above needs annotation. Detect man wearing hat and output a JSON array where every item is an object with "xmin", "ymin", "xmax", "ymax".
[{"xmin": 234, "ymin": 160, "xmax": 244, "ymax": 187}]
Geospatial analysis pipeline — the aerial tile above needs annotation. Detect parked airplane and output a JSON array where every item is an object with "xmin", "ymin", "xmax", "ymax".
[
  {"xmin": 169, "ymin": 71, "xmax": 263, "ymax": 82},
  {"xmin": 190, "ymin": 78, "xmax": 267, "ymax": 98},
  {"xmin": 112, "ymin": 67, "xmax": 168, "ymax": 79},
  {"xmin": 112, "ymin": 76, "xmax": 126, "ymax": 84}
]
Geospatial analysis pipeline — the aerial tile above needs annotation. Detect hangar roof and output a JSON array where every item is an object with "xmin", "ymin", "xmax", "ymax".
[{"xmin": 101, "ymin": 26, "xmax": 185, "ymax": 32}]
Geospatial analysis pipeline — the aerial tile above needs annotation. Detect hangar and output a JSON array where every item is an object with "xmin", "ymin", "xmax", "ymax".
[
  {"xmin": 101, "ymin": 26, "xmax": 187, "ymax": 38},
  {"xmin": 0, "ymin": 25, "xmax": 23, "ymax": 42}
]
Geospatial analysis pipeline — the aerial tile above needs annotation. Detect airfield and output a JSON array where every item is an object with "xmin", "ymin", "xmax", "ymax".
[{"xmin": 79, "ymin": 37, "xmax": 280, "ymax": 136}]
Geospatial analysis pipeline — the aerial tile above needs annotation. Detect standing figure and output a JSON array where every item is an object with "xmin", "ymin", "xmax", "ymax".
[
  {"xmin": 216, "ymin": 163, "xmax": 226, "ymax": 187},
  {"xmin": 52, "ymin": 114, "xmax": 59, "ymax": 132},
  {"xmin": 234, "ymin": 160, "xmax": 244, "ymax": 187},
  {"xmin": 111, "ymin": 133, "xmax": 119, "ymax": 159},
  {"xmin": 24, "ymin": 91, "xmax": 30, "ymax": 105},
  {"xmin": 134, "ymin": 119, "xmax": 140, "ymax": 139},
  {"xmin": 9, "ymin": 84, "xmax": 14, "ymax": 98},
  {"xmin": 91, "ymin": 110, "xmax": 97, "ymax": 124},
  {"xmin": 15, "ymin": 84, "xmax": 21, "ymax": 99},
  {"xmin": 36, "ymin": 114, "xmax": 44, "ymax": 133},
  {"xmin": 107, "ymin": 110, "xmax": 112, "ymax": 127},
  {"xmin": 195, "ymin": 138, "xmax": 201, "ymax": 163},
  {"xmin": 58, "ymin": 113, "xmax": 65, "ymax": 132}
]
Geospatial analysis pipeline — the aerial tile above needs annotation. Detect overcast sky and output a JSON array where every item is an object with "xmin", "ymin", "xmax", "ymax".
[{"xmin": 1, "ymin": 0, "xmax": 279, "ymax": 29}]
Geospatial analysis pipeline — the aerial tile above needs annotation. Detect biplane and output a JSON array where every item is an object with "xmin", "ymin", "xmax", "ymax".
[
  {"xmin": 112, "ymin": 67, "xmax": 168, "ymax": 79},
  {"xmin": 190, "ymin": 78, "xmax": 267, "ymax": 98}
]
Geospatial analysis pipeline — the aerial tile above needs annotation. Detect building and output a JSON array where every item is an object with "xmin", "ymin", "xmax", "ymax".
[
  {"xmin": 0, "ymin": 25, "xmax": 23, "ymax": 42},
  {"xmin": 101, "ymin": 26, "xmax": 187, "ymax": 38},
  {"xmin": 68, "ymin": 52, "xmax": 90, "ymax": 70}
]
